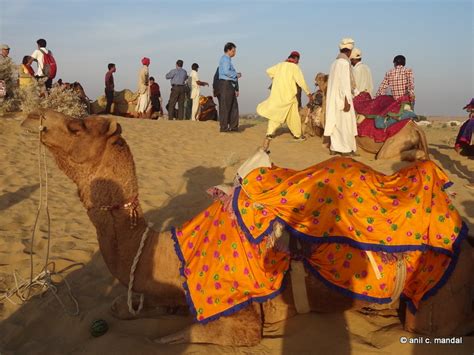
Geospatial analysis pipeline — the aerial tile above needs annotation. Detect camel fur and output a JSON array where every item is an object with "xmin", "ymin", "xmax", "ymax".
[
  {"xmin": 90, "ymin": 89, "xmax": 139, "ymax": 117},
  {"xmin": 21, "ymin": 110, "xmax": 474, "ymax": 346}
]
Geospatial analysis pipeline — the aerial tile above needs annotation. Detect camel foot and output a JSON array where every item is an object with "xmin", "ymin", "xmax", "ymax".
[
  {"xmin": 155, "ymin": 305, "xmax": 262, "ymax": 346},
  {"xmin": 155, "ymin": 329, "xmax": 190, "ymax": 345}
]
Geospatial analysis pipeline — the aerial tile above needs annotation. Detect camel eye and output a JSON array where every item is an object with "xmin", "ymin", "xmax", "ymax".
[{"xmin": 67, "ymin": 120, "xmax": 86, "ymax": 134}]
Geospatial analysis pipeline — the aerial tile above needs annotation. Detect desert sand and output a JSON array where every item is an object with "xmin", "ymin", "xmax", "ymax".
[{"xmin": 0, "ymin": 113, "xmax": 472, "ymax": 354}]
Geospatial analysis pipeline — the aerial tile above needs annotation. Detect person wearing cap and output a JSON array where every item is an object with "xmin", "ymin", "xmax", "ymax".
[
  {"xmin": 257, "ymin": 50, "xmax": 311, "ymax": 150},
  {"xmin": 166, "ymin": 59, "xmax": 188, "ymax": 120},
  {"xmin": 454, "ymin": 98, "xmax": 474, "ymax": 156},
  {"xmin": 189, "ymin": 63, "xmax": 209, "ymax": 121},
  {"xmin": 136, "ymin": 57, "xmax": 151, "ymax": 118},
  {"xmin": 324, "ymin": 38, "xmax": 358, "ymax": 156},
  {"xmin": 0, "ymin": 44, "xmax": 12, "ymax": 65},
  {"xmin": 0, "ymin": 44, "xmax": 14, "ymax": 101},
  {"xmin": 350, "ymin": 48, "xmax": 373, "ymax": 96},
  {"xmin": 376, "ymin": 55, "xmax": 415, "ymax": 105}
]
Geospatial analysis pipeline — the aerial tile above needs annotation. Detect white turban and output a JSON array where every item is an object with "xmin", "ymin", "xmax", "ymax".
[
  {"xmin": 350, "ymin": 48, "xmax": 362, "ymax": 59},
  {"xmin": 339, "ymin": 38, "xmax": 355, "ymax": 50}
]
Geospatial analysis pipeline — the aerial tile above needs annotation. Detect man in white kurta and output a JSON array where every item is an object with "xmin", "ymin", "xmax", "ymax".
[
  {"xmin": 350, "ymin": 48, "xmax": 374, "ymax": 96},
  {"xmin": 257, "ymin": 51, "xmax": 311, "ymax": 146},
  {"xmin": 136, "ymin": 57, "xmax": 151, "ymax": 118},
  {"xmin": 190, "ymin": 63, "xmax": 209, "ymax": 121},
  {"xmin": 324, "ymin": 38, "xmax": 358, "ymax": 155}
]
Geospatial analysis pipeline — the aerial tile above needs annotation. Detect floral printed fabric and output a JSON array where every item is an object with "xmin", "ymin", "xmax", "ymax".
[
  {"xmin": 173, "ymin": 157, "xmax": 466, "ymax": 323},
  {"xmin": 172, "ymin": 201, "xmax": 289, "ymax": 323}
]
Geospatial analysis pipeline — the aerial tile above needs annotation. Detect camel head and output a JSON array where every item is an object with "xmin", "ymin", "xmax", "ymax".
[
  {"xmin": 315, "ymin": 73, "xmax": 328, "ymax": 94},
  {"xmin": 21, "ymin": 110, "xmax": 135, "ymax": 206}
]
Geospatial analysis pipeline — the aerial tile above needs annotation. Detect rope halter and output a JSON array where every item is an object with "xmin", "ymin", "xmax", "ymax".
[{"xmin": 98, "ymin": 195, "xmax": 140, "ymax": 229}]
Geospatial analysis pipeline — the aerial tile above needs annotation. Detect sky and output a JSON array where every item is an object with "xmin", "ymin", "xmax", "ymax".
[{"xmin": 1, "ymin": 0, "xmax": 473, "ymax": 116}]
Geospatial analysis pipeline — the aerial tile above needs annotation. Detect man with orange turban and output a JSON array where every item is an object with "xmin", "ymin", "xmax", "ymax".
[{"xmin": 136, "ymin": 57, "xmax": 151, "ymax": 118}]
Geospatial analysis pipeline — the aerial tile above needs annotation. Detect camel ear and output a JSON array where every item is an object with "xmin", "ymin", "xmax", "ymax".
[
  {"xmin": 106, "ymin": 119, "xmax": 119, "ymax": 137},
  {"xmin": 66, "ymin": 119, "xmax": 86, "ymax": 135}
]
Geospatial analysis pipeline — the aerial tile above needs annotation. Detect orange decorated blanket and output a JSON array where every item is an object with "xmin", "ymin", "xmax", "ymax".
[{"xmin": 172, "ymin": 157, "xmax": 467, "ymax": 323}]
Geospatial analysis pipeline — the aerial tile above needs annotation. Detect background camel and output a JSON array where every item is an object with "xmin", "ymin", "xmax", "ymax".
[
  {"xmin": 21, "ymin": 110, "xmax": 473, "ymax": 346},
  {"xmin": 301, "ymin": 73, "xmax": 429, "ymax": 161},
  {"xmin": 90, "ymin": 89, "xmax": 139, "ymax": 117}
]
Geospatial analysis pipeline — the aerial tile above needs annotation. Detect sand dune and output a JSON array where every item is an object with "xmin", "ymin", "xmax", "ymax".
[{"xmin": 0, "ymin": 114, "xmax": 472, "ymax": 354}]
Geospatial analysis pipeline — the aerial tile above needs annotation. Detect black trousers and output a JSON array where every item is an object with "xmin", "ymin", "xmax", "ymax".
[
  {"xmin": 218, "ymin": 80, "xmax": 239, "ymax": 131},
  {"xmin": 168, "ymin": 85, "xmax": 186, "ymax": 119},
  {"xmin": 105, "ymin": 89, "xmax": 114, "ymax": 114},
  {"xmin": 45, "ymin": 78, "xmax": 53, "ymax": 90}
]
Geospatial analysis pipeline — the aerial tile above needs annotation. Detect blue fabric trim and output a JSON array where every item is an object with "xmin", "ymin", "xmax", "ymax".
[
  {"xmin": 232, "ymin": 186, "xmax": 283, "ymax": 244},
  {"xmin": 443, "ymin": 181, "xmax": 454, "ymax": 190},
  {"xmin": 303, "ymin": 259, "xmax": 393, "ymax": 304},
  {"xmin": 400, "ymin": 293, "xmax": 418, "ymax": 314},
  {"xmin": 196, "ymin": 277, "xmax": 287, "ymax": 325},
  {"xmin": 233, "ymin": 186, "xmax": 456, "ymax": 257},
  {"xmin": 170, "ymin": 226, "xmax": 288, "ymax": 324},
  {"xmin": 400, "ymin": 222, "xmax": 468, "ymax": 314},
  {"xmin": 178, "ymin": 185, "xmax": 468, "ymax": 321},
  {"xmin": 286, "ymin": 224, "xmax": 454, "ymax": 256},
  {"xmin": 170, "ymin": 227, "xmax": 198, "ymax": 320}
]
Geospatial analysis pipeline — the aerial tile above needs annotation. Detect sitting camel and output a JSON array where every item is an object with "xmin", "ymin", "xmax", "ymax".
[
  {"xmin": 21, "ymin": 110, "xmax": 473, "ymax": 346},
  {"xmin": 90, "ymin": 89, "xmax": 139, "ymax": 117},
  {"xmin": 300, "ymin": 73, "xmax": 429, "ymax": 161}
]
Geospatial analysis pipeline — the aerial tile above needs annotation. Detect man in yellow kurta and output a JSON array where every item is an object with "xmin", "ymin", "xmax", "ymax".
[{"xmin": 257, "ymin": 51, "xmax": 311, "ymax": 150}]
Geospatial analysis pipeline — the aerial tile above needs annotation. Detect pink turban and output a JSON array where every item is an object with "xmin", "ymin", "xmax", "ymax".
[{"xmin": 141, "ymin": 57, "xmax": 150, "ymax": 66}]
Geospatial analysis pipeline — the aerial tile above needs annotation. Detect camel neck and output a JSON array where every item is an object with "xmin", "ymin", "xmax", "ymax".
[
  {"xmin": 87, "ymin": 199, "xmax": 148, "ymax": 282},
  {"xmin": 75, "ymin": 140, "xmax": 145, "ymax": 281}
]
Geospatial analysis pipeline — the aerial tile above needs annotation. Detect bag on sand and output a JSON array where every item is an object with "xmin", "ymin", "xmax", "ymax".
[{"xmin": 40, "ymin": 49, "xmax": 57, "ymax": 79}]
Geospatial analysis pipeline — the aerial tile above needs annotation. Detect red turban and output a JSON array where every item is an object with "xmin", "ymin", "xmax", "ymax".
[
  {"xmin": 141, "ymin": 57, "xmax": 150, "ymax": 65},
  {"xmin": 290, "ymin": 51, "xmax": 300, "ymax": 58}
]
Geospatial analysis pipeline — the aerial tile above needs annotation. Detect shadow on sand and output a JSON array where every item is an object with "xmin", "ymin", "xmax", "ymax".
[{"xmin": 0, "ymin": 184, "xmax": 40, "ymax": 211}]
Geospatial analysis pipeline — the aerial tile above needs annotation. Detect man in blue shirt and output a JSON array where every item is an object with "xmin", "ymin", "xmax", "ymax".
[
  {"xmin": 166, "ymin": 59, "xmax": 188, "ymax": 119},
  {"xmin": 217, "ymin": 42, "xmax": 241, "ymax": 132}
]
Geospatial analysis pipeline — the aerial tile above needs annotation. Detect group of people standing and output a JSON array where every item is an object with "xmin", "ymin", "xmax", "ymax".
[
  {"xmin": 1, "ymin": 39, "xmax": 57, "ymax": 99},
  {"xmin": 103, "ymin": 42, "xmax": 241, "ymax": 129},
  {"xmin": 258, "ymin": 37, "xmax": 416, "ymax": 155}
]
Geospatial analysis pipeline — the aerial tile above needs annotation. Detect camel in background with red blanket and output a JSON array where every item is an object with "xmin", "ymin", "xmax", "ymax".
[{"xmin": 301, "ymin": 73, "xmax": 429, "ymax": 161}]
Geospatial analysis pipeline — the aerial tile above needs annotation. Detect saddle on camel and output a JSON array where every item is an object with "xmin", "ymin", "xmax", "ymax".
[
  {"xmin": 301, "ymin": 73, "xmax": 429, "ymax": 161},
  {"xmin": 22, "ymin": 110, "xmax": 473, "ymax": 346}
]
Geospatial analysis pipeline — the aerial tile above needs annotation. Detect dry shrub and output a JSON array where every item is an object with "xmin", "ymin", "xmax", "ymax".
[
  {"xmin": 0, "ymin": 59, "xmax": 21, "ymax": 114},
  {"xmin": 20, "ymin": 81, "xmax": 87, "ymax": 119}
]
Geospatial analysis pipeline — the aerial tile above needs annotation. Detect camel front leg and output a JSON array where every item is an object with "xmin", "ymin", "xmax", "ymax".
[{"xmin": 155, "ymin": 304, "xmax": 263, "ymax": 346}]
